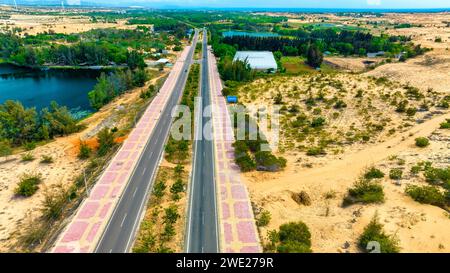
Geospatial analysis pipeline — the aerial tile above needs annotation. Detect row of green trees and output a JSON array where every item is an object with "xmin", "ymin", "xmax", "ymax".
[
  {"xmin": 221, "ymin": 29, "xmax": 418, "ymax": 57},
  {"xmin": 88, "ymin": 68, "xmax": 149, "ymax": 110},
  {"xmin": 0, "ymin": 100, "xmax": 79, "ymax": 146},
  {"xmin": 164, "ymin": 64, "xmax": 200, "ymax": 163},
  {"xmin": 232, "ymin": 113, "xmax": 286, "ymax": 172},
  {"xmin": 218, "ymin": 57, "xmax": 256, "ymax": 82}
]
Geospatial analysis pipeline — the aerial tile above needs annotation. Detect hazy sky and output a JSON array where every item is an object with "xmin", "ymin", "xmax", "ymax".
[{"xmin": 77, "ymin": 0, "xmax": 450, "ymax": 9}]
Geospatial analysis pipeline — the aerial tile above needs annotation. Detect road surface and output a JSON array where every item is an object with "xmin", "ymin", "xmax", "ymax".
[
  {"xmin": 95, "ymin": 30, "xmax": 199, "ymax": 253},
  {"xmin": 185, "ymin": 29, "xmax": 219, "ymax": 253}
]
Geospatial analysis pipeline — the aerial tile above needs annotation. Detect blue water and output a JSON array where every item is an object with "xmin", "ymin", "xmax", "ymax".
[
  {"xmin": 0, "ymin": 64, "xmax": 99, "ymax": 118},
  {"xmin": 222, "ymin": 31, "xmax": 280, "ymax": 38}
]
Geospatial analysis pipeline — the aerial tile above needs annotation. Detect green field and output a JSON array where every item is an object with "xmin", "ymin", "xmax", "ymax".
[{"xmin": 281, "ymin": 56, "xmax": 335, "ymax": 74}]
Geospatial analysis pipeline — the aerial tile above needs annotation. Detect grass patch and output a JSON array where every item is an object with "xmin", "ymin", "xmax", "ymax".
[
  {"xmin": 21, "ymin": 152, "xmax": 35, "ymax": 162},
  {"xmin": 40, "ymin": 155, "xmax": 54, "ymax": 164},
  {"xmin": 15, "ymin": 173, "xmax": 42, "ymax": 197}
]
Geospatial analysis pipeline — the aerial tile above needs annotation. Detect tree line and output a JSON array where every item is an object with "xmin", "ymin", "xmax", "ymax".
[
  {"xmin": 220, "ymin": 29, "xmax": 424, "ymax": 58},
  {"xmin": 88, "ymin": 68, "xmax": 149, "ymax": 110},
  {"xmin": 0, "ymin": 30, "xmax": 149, "ymax": 68},
  {"xmin": 0, "ymin": 100, "xmax": 80, "ymax": 147}
]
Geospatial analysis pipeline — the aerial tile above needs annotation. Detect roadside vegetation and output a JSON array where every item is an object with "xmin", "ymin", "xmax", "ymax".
[
  {"xmin": 164, "ymin": 64, "xmax": 199, "ymax": 164},
  {"xmin": 132, "ymin": 165, "xmax": 188, "ymax": 253},
  {"xmin": 231, "ymin": 112, "xmax": 286, "ymax": 172},
  {"xmin": 133, "ymin": 60, "xmax": 199, "ymax": 253}
]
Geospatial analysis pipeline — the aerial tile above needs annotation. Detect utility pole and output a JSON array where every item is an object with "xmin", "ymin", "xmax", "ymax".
[{"xmin": 83, "ymin": 169, "xmax": 89, "ymax": 196}]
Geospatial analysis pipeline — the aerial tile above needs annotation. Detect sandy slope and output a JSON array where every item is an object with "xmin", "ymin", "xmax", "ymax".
[
  {"xmin": 0, "ymin": 72, "xmax": 167, "ymax": 252},
  {"xmin": 245, "ymin": 112, "xmax": 450, "ymax": 252}
]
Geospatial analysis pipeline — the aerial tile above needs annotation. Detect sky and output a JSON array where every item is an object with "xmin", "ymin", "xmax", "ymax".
[{"xmin": 7, "ymin": 0, "xmax": 450, "ymax": 9}]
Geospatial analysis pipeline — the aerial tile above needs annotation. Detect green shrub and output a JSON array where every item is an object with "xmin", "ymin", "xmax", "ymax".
[
  {"xmin": 254, "ymin": 151, "xmax": 286, "ymax": 172},
  {"xmin": 364, "ymin": 167, "xmax": 385, "ymax": 180},
  {"xmin": 310, "ymin": 117, "xmax": 326, "ymax": 128},
  {"xmin": 358, "ymin": 215, "xmax": 400, "ymax": 253},
  {"xmin": 173, "ymin": 164, "xmax": 184, "ymax": 178},
  {"xmin": 389, "ymin": 169, "xmax": 403, "ymax": 180},
  {"xmin": 78, "ymin": 141, "xmax": 92, "ymax": 159},
  {"xmin": 406, "ymin": 107, "xmax": 417, "ymax": 116},
  {"xmin": 153, "ymin": 180, "xmax": 166, "ymax": 199},
  {"xmin": 410, "ymin": 165, "xmax": 421, "ymax": 175},
  {"xmin": 0, "ymin": 139, "xmax": 12, "ymax": 160},
  {"xmin": 23, "ymin": 142, "xmax": 36, "ymax": 151},
  {"xmin": 273, "ymin": 222, "xmax": 312, "ymax": 253},
  {"xmin": 41, "ymin": 184, "xmax": 69, "ymax": 220},
  {"xmin": 405, "ymin": 185, "xmax": 446, "ymax": 207},
  {"xmin": 415, "ymin": 137, "xmax": 429, "ymax": 147},
  {"xmin": 277, "ymin": 240, "xmax": 312, "ymax": 253},
  {"xmin": 333, "ymin": 100, "xmax": 347, "ymax": 109},
  {"xmin": 343, "ymin": 179, "xmax": 384, "ymax": 206},
  {"xmin": 235, "ymin": 153, "xmax": 256, "ymax": 172},
  {"xmin": 273, "ymin": 92, "xmax": 283, "ymax": 104},
  {"xmin": 15, "ymin": 173, "xmax": 42, "ymax": 197},
  {"xmin": 40, "ymin": 155, "xmax": 54, "ymax": 164},
  {"xmin": 163, "ymin": 205, "xmax": 179, "ymax": 225},
  {"xmin": 21, "ymin": 152, "xmax": 35, "ymax": 162},
  {"xmin": 170, "ymin": 178, "xmax": 184, "ymax": 200},
  {"xmin": 306, "ymin": 146, "xmax": 326, "ymax": 156},
  {"xmin": 424, "ymin": 167, "xmax": 450, "ymax": 185},
  {"xmin": 256, "ymin": 210, "xmax": 271, "ymax": 227},
  {"xmin": 97, "ymin": 127, "xmax": 115, "ymax": 156},
  {"xmin": 440, "ymin": 119, "xmax": 450, "ymax": 129}
]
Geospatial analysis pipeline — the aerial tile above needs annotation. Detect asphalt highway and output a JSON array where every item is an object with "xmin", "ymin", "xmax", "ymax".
[
  {"xmin": 185, "ymin": 29, "xmax": 219, "ymax": 253},
  {"xmin": 95, "ymin": 30, "xmax": 199, "ymax": 253}
]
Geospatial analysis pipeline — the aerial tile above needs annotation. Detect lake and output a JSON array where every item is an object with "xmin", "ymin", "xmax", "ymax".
[
  {"xmin": 222, "ymin": 31, "xmax": 279, "ymax": 38},
  {"xmin": 0, "ymin": 64, "xmax": 100, "ymax": 119}
]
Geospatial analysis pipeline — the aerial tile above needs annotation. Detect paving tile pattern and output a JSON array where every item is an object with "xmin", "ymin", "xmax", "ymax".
[
  {"xmin": 208, "ymin": 46, "xmax": 261, "ymax": 253},
  {"xmin": 52, "ymin": 46, "xmax": 192, "ymax": 253}
]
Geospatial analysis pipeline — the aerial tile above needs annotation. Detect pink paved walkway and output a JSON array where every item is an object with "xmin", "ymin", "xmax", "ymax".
[
  {"xmin": 52, "ymin": 45, "xmax": 192, "ymax": 253},
  {"xmin": 208, "ymin": 46, "xmax": 262, "ymax": 253}
]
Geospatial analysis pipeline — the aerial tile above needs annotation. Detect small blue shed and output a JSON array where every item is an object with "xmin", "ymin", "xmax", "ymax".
[{"xmin": 226, "ymin": 96, "xmax": 238, "ymax": 103}]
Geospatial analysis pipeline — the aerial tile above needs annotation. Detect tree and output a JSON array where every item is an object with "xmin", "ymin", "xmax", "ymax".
[
  {"xmin": 306, "ymin": 44, "xmax": 323, "ymax": 68},
  {"xmin": 88, "ymin": 73, "xmax": 113, "ymax": 110},
  {"xmin": 0, "ymin": 100, "xmax": 38, "ymax": 145},
  {"xmin": 132, "ymin": 68, "xmax": 149, "ymax": 87},
  {"xmin": 126, "ymin": 50, "xmax": 146, "ymax": 70},
  {"xmin": 0, "ymin": 139, "xmax": 12, "ymax": 161},
  {"xmin": 78, "ymin": 141, "xmax": 92, "ymax": 159}
]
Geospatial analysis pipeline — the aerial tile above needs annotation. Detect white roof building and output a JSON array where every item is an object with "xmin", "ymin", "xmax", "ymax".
[{"xmin": 233, "ymin": 51, "xmax": 278, "ymax": 71}]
